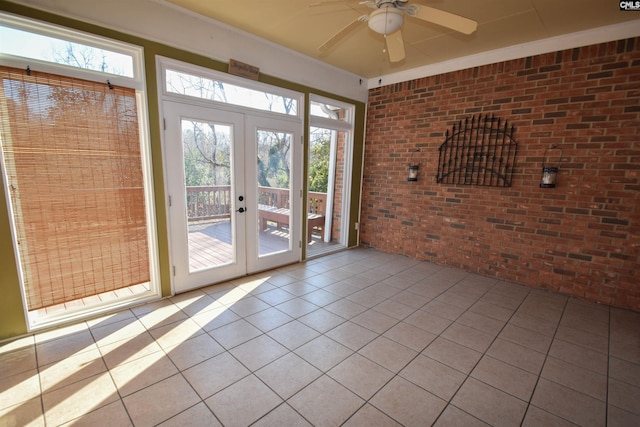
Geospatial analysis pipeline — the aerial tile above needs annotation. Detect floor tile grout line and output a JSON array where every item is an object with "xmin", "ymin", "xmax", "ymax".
[
  {"xmin": 250, "ymin": 401, "xmax": 314, "ymax": 427},
  {"xmin": 86, "ymin": 300, "xmax": 219, "ymax": 426},
  {"xmin": 145, "ymin": 312, "xmax": 223, "ymax": 426},
  {"xmin": 84, "ymin": 321, "xmax": 137, "ymax": 427},
  {"xmin": 375, "ymin": 274, "xmax": 520, "ymax": 425},
  {"xmin": 192, "ymin": 261, "xmax": 450, "ymax": 426},
  {"xmin": 159, "ymin": 400, "xmax": 219, "ymax": 426},
  {"xmin": 519, "ymin": 294, "xmax": 572, "ymax": 427},
  {"xmin": 532, "ymin": 306, "xmax": 614, "ymax": 402},
  {"xmin": 441, "ymin": 283, "xmax": 600, "ymax": 423},
  {"xmin": 427, "ymin": 276, "xmax": 531, "ymax": 426},
  {"xmin": 32, "ymin": 337, "xmax": 47, "ymax": 427},
  {"xmin": 319, "ymin": 271, "xmax": 498, "ymax": 426},
  {"xmin": 101, "ymin": 276, "xmax": 584, "ymax": 426},
  {"xmin": 190, "ymin": 313, "xmax": 349, "ymax": 425},
  {"xmin": 11, "ymin": 249, "xmax": 638, "ymax": 426}
]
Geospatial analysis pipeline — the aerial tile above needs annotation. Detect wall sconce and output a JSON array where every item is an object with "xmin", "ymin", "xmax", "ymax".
[
  {"xmin": 540, "ymin": 145, "xmax": 562, "ymax": 188},
  {"xmin": 408, "ymin": 148, "xmax": 420, "ymax": 181},
  {"xmin": 408, "ymin": 164, "xmax": 419, "ymax": 181}
]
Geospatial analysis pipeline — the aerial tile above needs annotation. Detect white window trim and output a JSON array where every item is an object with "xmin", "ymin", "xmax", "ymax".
[
  {"xmin": 0, "ymin": 12, "xmax": 144, "ymax": 89},
  {"xmin": 310, "ymin": 94, "xmax": 354, "ymax": 129},
  {"xmin": 309, "ymin": 94, "xmax": 355, "ymax": 250},
  {"xmin": 157, "ymin": 56, "xmax": 303, "ymax": 121},
  {"xmin": 0, "ymin": 13, "xmax": 160, "ymax": 331}
]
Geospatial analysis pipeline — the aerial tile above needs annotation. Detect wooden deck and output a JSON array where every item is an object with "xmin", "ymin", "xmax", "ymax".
[
  {"xmin": 187, "ymin": 220, "xmax": 292, "ymax": 271},
  {"xmin": 185, "ymin": 185, "xmax": 335, "ymax": 264},
  {"xmin": 188, "ymin": 220, "xmax": 336, "ymax": 270},
  {"xmin": 187, "ymin": 220, "xmax": 235, "ymax": 271}
]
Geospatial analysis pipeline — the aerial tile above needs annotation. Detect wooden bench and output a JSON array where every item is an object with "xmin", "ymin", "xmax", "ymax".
[
  {"xmin": 307, "ymin": 213, "xmax": 325, "ymax": 242},
  {"xmin": 258, "ymin": 204, "xmax": 324, "ymax": 242}
]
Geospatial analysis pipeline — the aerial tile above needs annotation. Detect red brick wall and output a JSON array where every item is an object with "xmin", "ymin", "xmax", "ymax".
[
  {"xmin": 330, "ymin": 131, "xmax": 346, "ymax": 241},
  {"xmin": 361, "ymin": 37, "xmax": 640, "ymax": 311}
]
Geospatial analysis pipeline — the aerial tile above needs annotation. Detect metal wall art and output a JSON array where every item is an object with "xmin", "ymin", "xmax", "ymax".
[{"xmin": 436, "ymin": 114, "xmax": 517, "ymax": 187}]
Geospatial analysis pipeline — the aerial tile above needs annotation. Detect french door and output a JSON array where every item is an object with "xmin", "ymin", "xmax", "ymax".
[{"xmin": 163, "ymin": 102, "xmax": 302, "ymax": 293}]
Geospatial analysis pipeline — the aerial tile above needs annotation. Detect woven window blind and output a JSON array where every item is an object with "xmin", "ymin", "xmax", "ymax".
[{"xmin": 0, "ymin": 66, "xmax": 150, "ymax": 310}]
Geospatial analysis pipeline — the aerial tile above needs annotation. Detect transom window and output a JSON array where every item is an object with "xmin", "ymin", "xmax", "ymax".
[
  {"xmin": 310, "ymin": 99, "xmax": 352, "ymax": 123},
  {"xmin": 0, "ymin": 25, "xmax": 134, "ymax": 77},
  {"xmin": 165, "ymin": 68, "xmax": 298, "ymax": 116},
  {"xmin": 0, "ymin": 14, "xmax": 142, "ymax": 86}
]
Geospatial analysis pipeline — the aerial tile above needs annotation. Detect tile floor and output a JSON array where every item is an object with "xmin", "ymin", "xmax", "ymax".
[{"xmin": 1, "ymin": 247, "xmax": 639, "ymax": 426}]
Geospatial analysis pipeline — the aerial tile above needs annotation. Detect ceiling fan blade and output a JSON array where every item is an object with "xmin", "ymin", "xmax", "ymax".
[
  {"xmin": 309, "ymin": 1, "xmax": 347, "ymax": 7},
  {"xmin": 385, "ymin": 30, "xmax": 405, "ymax": 62},
  {"xmin": 413, "ymin": 5, "xmax": 477, "ymax": 35},
  {"xmin": 318, "ymin": 16, "xmax": 367, "ymax": 52}
]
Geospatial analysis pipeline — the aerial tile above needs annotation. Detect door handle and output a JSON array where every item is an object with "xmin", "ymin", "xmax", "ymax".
[{"xmin": 236, "ymin": 207, "xmax": 246, "ymax": 213}]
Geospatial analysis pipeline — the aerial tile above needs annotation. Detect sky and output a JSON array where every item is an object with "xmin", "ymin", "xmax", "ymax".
[{"xmin": 0, "ymin": 25, "xmax": 134, "ymax": 77}]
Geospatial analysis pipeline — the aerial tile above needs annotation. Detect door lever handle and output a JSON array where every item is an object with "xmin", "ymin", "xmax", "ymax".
[{"xmin": 236, "ymin": 207, "xmax": 246, "ymax": 213}]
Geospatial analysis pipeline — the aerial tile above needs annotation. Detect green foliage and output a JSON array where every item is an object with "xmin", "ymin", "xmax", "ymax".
[
  {"xmin": 182, "ymin": 124, "xmax": 293, "ymax": 190},
  {"xmin": 182, "ymin": 122, "xmax": 231, "ymax": 186},
  {"xmin": 308, "ymin": 135, "xmax": 330, "ymax": 193},
  {"xmin": 257, "ymin": 130, "xmax": 291, "ymax": 189}
]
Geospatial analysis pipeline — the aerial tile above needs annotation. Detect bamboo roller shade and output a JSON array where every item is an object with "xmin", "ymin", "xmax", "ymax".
[{"xmin": 0, "ymin": 66, "xmax": 150, "ymax": 310}]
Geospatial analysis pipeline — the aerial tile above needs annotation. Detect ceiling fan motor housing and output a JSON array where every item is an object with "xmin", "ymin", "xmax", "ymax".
[
  {"xmin": 374, "ymin": 0, "xmax": 409, "ymax": 7},
  {"xmin": 368, "ymin": 5, "xmax": 404, "ymax": 35}
]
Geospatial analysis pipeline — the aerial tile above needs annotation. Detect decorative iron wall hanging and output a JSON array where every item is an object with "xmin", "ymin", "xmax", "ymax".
[{"xmin": 436, "ymin": 114, "xmax": 517, "ymax": 187}]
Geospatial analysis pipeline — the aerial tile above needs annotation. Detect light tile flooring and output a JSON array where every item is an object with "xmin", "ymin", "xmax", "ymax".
[{"xmin": 1, "ymin": 247, "xmax": 639, "ymax": 426}]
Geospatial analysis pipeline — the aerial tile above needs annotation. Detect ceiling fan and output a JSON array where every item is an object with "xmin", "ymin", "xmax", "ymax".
[{"xmin": 317, "ymin": 0, "xmax": 477, "ymax": 63}]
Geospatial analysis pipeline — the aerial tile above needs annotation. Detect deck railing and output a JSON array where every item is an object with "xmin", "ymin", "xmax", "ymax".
[
  {"xmin": 186, "ymin": 185, "xmax": 326, "ymax": 221},
  {"xmin": 186, "ymin": 185, "xmax": 233, "ymax": 221},
  {"xmin": 257, "ymin": 186, "xmax": 289, "ymax": 209},
  {"xmin": 307, "ymin": 191, "xmax": 327, "ymax": 215}
]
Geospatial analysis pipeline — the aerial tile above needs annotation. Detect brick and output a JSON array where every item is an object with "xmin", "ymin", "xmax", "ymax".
[
  {"xmin": 362, "ymin": 36, "xmax": 640, "ymax": 312},
  {"xmin": 568, "ymin": 253, "xmax": 593, "ymax": 262},
  {"xmin": 602, "ymin": 217, "xmax": 630, "ymax": 226},
  {"xmin": 553, "ymin": 268, "xmax": 577, "ymax": 277}
]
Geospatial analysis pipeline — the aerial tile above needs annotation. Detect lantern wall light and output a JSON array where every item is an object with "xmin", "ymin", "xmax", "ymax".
[
  {"xmin": 408, "ymin": 164, "xmax": 419, "ymax": 181},
  {"xmin": 408, "ymin": 148, "xmax": 420, "ymax": 182},
  {"xmin": 540, "ymin": 145, "xmax": 562, "ymax": 188}
]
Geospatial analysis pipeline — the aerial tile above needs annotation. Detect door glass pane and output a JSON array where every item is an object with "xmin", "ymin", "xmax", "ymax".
[
  {"xmin": 256, "ymin": 129, "xmax": 292, "ymax": 257},
  {"xmin": 307, "ymin": 127, "xmax": 346, "ymax": 256},
  {"xmin": 181, "ymin": 118, "xmax": 234, "ymax": 272}
]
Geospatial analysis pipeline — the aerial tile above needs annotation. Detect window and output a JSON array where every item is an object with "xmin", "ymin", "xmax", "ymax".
[
  {"xmin": 0, "ymin": 14, "xmax": 141, "ymax": 84},
  {"xmin": 310, "ymin": 99, "xmax": 351, "ymax": 123},
  {"xmin": 0, "ymin": 14, "xmax": 156, "ymax": 326},
  {"xmin": 307, "ymin": 95, "xmax": 354, "ymax": 257},
  {"xmin": 165, "ymin": 68, "xmax": 298, "ymax": 116},
  {"xmin": 0, "ymin": 25, "xmax": 134, "ymax": 77}
]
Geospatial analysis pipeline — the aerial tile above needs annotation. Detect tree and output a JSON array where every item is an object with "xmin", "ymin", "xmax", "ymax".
[
  {"xmin": 182, "ymin": 121, "xmax": 231, "ymax": 186},
  {"xmin": 50, "ymin": 42, "xmax": 127, "ymax": 76},
  {"xmin": 257, "ymin": 130, "xmax": 291, "ymax": 188},
  {"xmin": 308, "ymin": 129, "xmax": 330, "ymax": 193}
]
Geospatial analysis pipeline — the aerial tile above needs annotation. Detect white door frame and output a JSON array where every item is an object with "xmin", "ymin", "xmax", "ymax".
[
  {"xmin": 245, "ymin": 114, "xmax": 303, "ymax": 274},
  {"xmin": 162, "ymin": 101, "xmax": 303, "ymax": 293},
  {"xmin": 163, "ymin": 102, "xmax": 246, "ymax": 292}
]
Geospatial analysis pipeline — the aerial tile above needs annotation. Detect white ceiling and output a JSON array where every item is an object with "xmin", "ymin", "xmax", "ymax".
[{"xmin": 162, "ymin": 0, "xmax": 640, "ymax": 80}]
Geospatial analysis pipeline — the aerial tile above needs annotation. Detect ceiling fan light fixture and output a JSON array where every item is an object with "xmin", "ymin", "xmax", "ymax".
[{"xmin": 368, "ymin": 6, "xmax": 404, "ymax": 35}]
